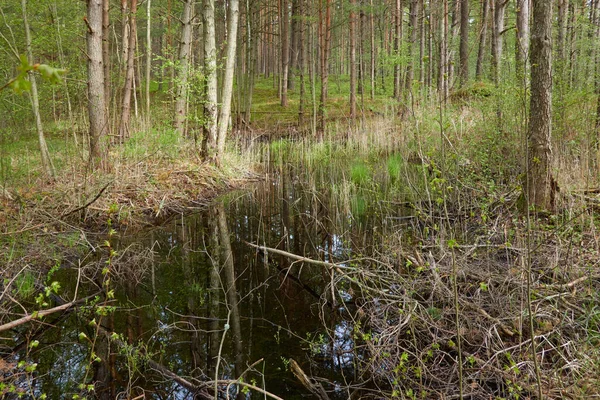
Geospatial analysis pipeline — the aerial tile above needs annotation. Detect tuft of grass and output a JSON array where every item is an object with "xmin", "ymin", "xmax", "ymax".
[
  {"xmin": 350, "ymin": 161, "xmax": 371, "ymax": 186},
  {"xmin": 386, "ymin": 154, "xmax": 404, "ymax": 182}
]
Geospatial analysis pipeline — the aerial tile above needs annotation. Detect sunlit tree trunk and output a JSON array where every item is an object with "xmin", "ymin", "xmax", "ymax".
[
  {"xmin": 527, "ymin": 0, "xmax": 555, "ymax": 211},
  {"xmin": 202, "ymin": 0, "xmax": 218, "ymax": 159},
  {"xmin": 475, "ymin": 0, "xmax": 489, "ymax": 80},
  {"xmin": 174, "ymin": 0, "xmax": 193, "ymax": 136},
  {"xmin": 459, "ymin": 0, "xmax": 469, "ymax": 86},
  {"xmin": 22, "ymin": 0, "xmax": 55, "ymax": 178},
  {"xmin": 86, "ymin": 0, "xmax": 108, "ymax": 168},
  {"xmin": 491, "ymin": 0, "xmax": 507, "ymax": 86},
  {"xmin": 216, "ymin": 0, "xmax": 240, "ymax": 162}
]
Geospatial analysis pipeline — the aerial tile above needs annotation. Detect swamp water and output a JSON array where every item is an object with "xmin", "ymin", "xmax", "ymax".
[{"xmin": 19, "ymin": 159, "xmax": 418, "ymax": 399}]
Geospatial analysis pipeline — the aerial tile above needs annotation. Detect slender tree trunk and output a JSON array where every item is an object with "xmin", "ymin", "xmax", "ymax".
[
  {"xmin": 281, "ymin": 0, "xmax": 289, "ymax": 106},
  {"xmin": 22, "ymin": 0, "xmax": 55, "ymax": 178},
  {"xmin": 216, "ymin": 0, "xmax": 240, "ymax": 161},
  {"xmin": 515, "ymin": 0, "xmax": 529, "ymax": 85},
  {"xmin": 118, "ymin": 0, "xmax": 137, "ymax": 141},
  {"xmin": 145, "ymin": 0, "xmax": 151, "ymax": 119},
  {"xmin": 349, "ymin": 0, "xmax": 357, "ymax": 122},
  {"xmin": 317, "ymin": 0, "xmax": 332, "ymax": 138},
  {"xmin": 102, "ymin": 0, "xmax": 110, "ymax": 111},
  {"xmin": 475, "ymin": 0, "xmax": 489, "ymax": 80},
  {"xmin": 86, "ymin": 0, "xmax": 108, "ymax": 169},
  {"xmin": 370, "ymin": 0, "xmax": 376, "ymax": 99},
  {"xmin": 298, "ymin": 0, "xmax": 306, "ymax": 126},
  {"xmin": 393, "ymin": 0, "xmax": 402, "ymax": 100},
  {"xmin": 405, "ymin": 0, "xmax": 418, "ymax": 91},
  {"xmin": 439, "ymin": 0, "xmax": 448, "ymax": 102},
  {"xmin": 288, "ymin": 0, "xmax": 300, "ymax": 90},
  {"xmin": 459, "ymin": 0, "xmax": 469, "ymax": 86},
  {"xmin": 202, "ymin": 0, "xmax": 218, "ymax": 159},
  {"xmin": 527, "ymin": 0, "xmax": 555, "ymax": 211},
  {"xmin": 174, "ymin": 0, "xmax": 193, "ymax": 136}
]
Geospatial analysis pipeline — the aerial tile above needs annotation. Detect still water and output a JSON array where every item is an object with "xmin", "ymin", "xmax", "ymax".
[{"xmin": 20, "ymin": 161, "xmax": 409, "ymax": 399}]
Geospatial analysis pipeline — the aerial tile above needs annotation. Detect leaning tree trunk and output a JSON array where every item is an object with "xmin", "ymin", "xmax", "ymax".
[
  {"xmin": 527, "ymin": 0, "xmax": 555, "ymax": 211},
  {"xmin": 173, "ymin": 0, "xmax": 193, "ymax": 136},
  {"xmin": 215, "ymin": 0, "xmax": 240, "ymax": 162},
  {"xmin": 86, "ymin": 0, "xmax": 108, "ymax": 169},
  {"xmin": 22, "ymin": 0, "xmax": 55, "ymax": 178},
  {"xmin": 202, "ymin": 0, "xmax": 218, "ymax": 160}
]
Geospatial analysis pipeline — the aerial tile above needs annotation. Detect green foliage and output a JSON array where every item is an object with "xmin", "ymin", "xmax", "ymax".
[{"xmin": 350, "ymin": 162, "xmax": 371, "ymax": 186}]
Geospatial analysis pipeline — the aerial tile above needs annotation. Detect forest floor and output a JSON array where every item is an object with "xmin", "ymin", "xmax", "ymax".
[{"xmin": 2, "ymin": 80, "xmax": 600, "ymax": 398}]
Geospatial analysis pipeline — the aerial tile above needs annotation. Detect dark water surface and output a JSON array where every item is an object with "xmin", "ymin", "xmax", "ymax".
[{"xmin": 21, "ymin": 163, "xmax": 410, "ymax": 399}]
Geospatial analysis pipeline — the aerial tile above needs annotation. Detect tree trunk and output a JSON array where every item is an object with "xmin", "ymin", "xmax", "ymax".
[
  {"xmin": 439, "ymin": 0, "xmax": 448, "ymax": 101},
  {"xmin": 405, "ymin": 0, "xmax": 418, "ymax": 91},
  {"xmin": 298, "ymin": 0, "xmax": 306, "ymax": 126},
  {"xmin": 370, "ymin": 0, "xmax": 376, "ymax": 99},
  {"xmin": 174, "ymin": 0, "xmax": 194, "ymax": 136},
  {"xmin": 216, "ymin": 0, "xmax": 240, "ymax": 161},
  {"xmin": 317, "ymin": 0, "xmax": 332, "ymax": 138},
  {"xmin": 118, "ymin": 0, "xmax": 137, "ymax": 142},
  {"xmin": 393, "ymin": 0, "xmax": 402, "ymax": 100},
  {"xmin": 515, "ymin": 0, "xmax": 529, "ymax": 85},
  {"xmin": 475, "ymin": 0, "xmax": 489, "ymax": 80},
  {"xmin": 288, "ymin": 0, "xmax": 300, "ymax": 90},
  {"xmin": 349, "ymin": 0, "xmax": 357, "ymax": 122},
  {"xmin": 202, "ymin": 0, "xmax": 218, "ymax": 159},
  {"xmin": 86, "ymin": 0, "xmax": 108, "ymax": 169},
  {"xmin": 22, "ymin": 0, "xmax": 55, "ymax": 178},
  {"xmin": 145, "ymin": 0, "xmax": 151, "ymax": 119},
  {"xmin": 491, "ymin": 0, "xmax": 507, "ymax": 86},
  {"xmin": 459, "ymin": 0, "xmax": 469, "ymax": 86},
  {"xmin": 102, "ymin": 0, "xmax": 110, "ymax": 110},
  {"xmin": 527, "ymin": 0, "xmax": 555, "ymax": 211},
  {"xmin": 281, "ymin": 0, "xmax": 289, "ymax": 106}
]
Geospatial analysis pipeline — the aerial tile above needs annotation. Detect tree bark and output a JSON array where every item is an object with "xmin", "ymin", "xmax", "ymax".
[
  {"xmin": 145, "ymin": 0, "xmax": 151, "ymax": 119},
  {"xmin": 527, "ymin": 0, "xmax": 555, "ymax": 211},
  {"xmin": 405, "ymin": 0, "xmax": 418, "ymax": 91},
  {"xmin": 102, "ymin": 0, "xmax": 110, "ymax": 110},
  {"xmin": 87, "ymin": 0, "xmax": 108, "ymax": 169},
  {"xmin": 459, "ymin": 0, "xmax": 469, "ymax": 86},
  {"xmin": 349, "ymin": 0, "xmax": 357, "ymax": 122},
  {"xmin": 22, "ymin": 0, "xmax": 55, "ymax": 178},
  {"xmin": 174, "ymin": 0, "xmax": 193, "ymax": 136},
  {"xmin": 281, "ymin": 0, "xmax": 290, "ymax": 106},
  {"xmin": 491, "ymin": 0, "xmax": 507, "ymax": 86},
  {"xmin": 118, "ymin": 0, "xmax": 138, "ymax": 142},
  {"xmin": 475, "ymin": 0, "xmax": 489, "ymax": 80},
  {"xmin": 216, "ymin": 0, "xmax": 240, "ymax": 161},
  {"xmin": 393, "ymin": 0, "xmax": 402, "ymax": 100},
  {"xmin": 202, "ymin": 0, "xmax": 218, "ymax": 159},
  {"xmin": 515, "ymin": 0, "xmax": 529, "ymax": 85},
  {"xmin": 317, "ymin": 0, "xmax": 332, "ymax": 138}
]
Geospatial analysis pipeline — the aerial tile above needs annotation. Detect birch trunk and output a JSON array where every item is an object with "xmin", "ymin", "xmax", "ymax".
[
  {"xmin": 475, "ymin": 0, "xmax": 489, "ymax": 80},
  {"xmin": 118, "ymin": 0, "xmax": 137, "ymax": 141}
]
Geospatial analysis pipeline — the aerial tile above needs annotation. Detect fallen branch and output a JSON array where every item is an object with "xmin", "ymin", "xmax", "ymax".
[
  {"xmin": 61, "ymin": 181, "xmax": 112, "ymax": 218},
  {"xmin": 290, "ymin": 359, "xmax": 330, "ymax": 400}
]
